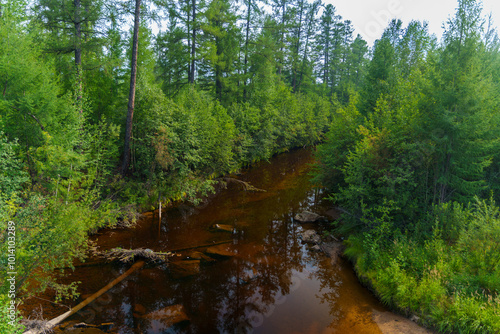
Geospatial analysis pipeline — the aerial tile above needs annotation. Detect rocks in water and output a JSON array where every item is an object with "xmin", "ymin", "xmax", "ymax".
[
  {"xmin": 186, "ymin": 251, "xmax": 216, "ymax": 263},
  {"xmin": 300, "ymin": 230, "xmax": 321, "ymax": 244},
  {"xmin": 140, "ymin": 304, "xmax": 190, "ymax": 327},
  {"xmin": 169, "ymin": 260, "xmax": 200, "ymax": 279},
  {"xmin": 205, "ymin": 244, "xmax": 236, "ymax": 258},
  {"xmin": 209, "ymin": 224, "xmax": 234, "ymax": 233},
  {"xmin": 134, "ymin": 304, "xmax": 146, "ymax": 315},
  {"xmin": 294, "ymin": 211, "xmax": 326, "ymax": 223},
  {"xmin": 310, "ymin": 245, "xmax": 321, "ymax": 252},
  {"xmin": 321, "ymin": 241, "xmax": 344, "ymax": 265}
]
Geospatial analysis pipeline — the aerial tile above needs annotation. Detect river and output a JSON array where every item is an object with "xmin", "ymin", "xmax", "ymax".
[{"xmin": 22, "ymin": 148, "xmax": 415, "ymax": 334}]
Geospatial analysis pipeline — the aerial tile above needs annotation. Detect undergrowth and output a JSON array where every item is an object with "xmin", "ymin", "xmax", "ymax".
[{"xmin": 342, "ymin": 199, "xmax": 500, "ymax": 333}]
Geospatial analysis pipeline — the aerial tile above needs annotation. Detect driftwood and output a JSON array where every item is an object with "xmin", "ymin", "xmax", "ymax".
[
  {"xmin": 96, "ymin": 240, "xmax": 233, "ymax": 264},
  {"xmin": 21, "ymin": 320, "xmax": 53, "ymax": 334},
  {"xmin": 25, "ymin": 239, "xmax": 236, "ymax": 333},
  {"xmin": 222, "ymin": 177, "xmax": 266, "ymax": 192},
  {"xmin": 24, "ymin": 261, "xmax": 145, "ymax": 334},
  {"xmin": 101, "ymin": 248, "xmax": 173, "ymax": 263}
]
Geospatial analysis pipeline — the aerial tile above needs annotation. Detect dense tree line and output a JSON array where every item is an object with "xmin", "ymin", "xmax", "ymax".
[
  {"xmin": 314, "ymin": 0, "xmax": 500, "ymax": 332},
  {"xmin": 0, "ymin": 0, "xmax": 365, "ymax": 328},
  {"xmin": 2, "ymin": 0, "xmax": 499, "ymax": 332}
]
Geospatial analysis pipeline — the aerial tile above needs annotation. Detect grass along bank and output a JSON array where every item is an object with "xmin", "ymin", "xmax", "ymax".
[{"xmin": 339, "ymin": 199, "xmax": 500, "ymax": 333}]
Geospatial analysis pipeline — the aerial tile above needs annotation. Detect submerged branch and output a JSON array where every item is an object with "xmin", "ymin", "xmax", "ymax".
[{"xmin": 222, "ymin": 177, "xmax": 266, "ymax": 192}]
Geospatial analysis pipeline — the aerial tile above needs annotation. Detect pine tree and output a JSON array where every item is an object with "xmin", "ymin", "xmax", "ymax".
[
  {"xmin": 198, "ymin": 0, "xmax": 240, "ymax": 103},
  {"xmin": 426, "ymin": 0, "xmax": 499, "ymax": 203}
]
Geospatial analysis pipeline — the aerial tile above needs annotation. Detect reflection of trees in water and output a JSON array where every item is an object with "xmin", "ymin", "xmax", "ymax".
[
  {"xmin": 128, "ymin": 217, "xmax": 308, "ymax": 333},
  {"xmin": 309, "ymin": 254, "xmax": 342, "ymax": 330},
  {"xmin": 309, "ymin": 252, "xmax": 380, "ymax": 332},
  {"xmin": 216, "ymin": 213, "xmax": 306, "ymax": 334},
  {"xmin": 164, "ymin": 152, "xmax": 313, "ymax": 332},
  {"xmin": 66, "ymin": 149, "xmax": 321, "ymax": 333},
  {"xmin": 170, "ymin": 217, "xmax": 304, "ymax": 333}
]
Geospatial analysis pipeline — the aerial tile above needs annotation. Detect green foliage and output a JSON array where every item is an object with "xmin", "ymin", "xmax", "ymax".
[
  {"xmin": 312, "ymin": 94, "xmax": 361, "ymax": 192},
  {"xmin": 0, "ymin": 193, "xmax": 119, "ymax": 299},
  {"xmin": 0, "ymin": 133, "xmax": 29, "ymax": 201},
  {"xmin": 126, "ymin": 77, "xmax": 333, "ymax": 205},
  {"xmin": 2, "ymin": 0, "xmax": 343, "ymax": 319},
  {"xmin": 0, "ymin": 11, "xmax": 81, "ymax": 152},
  {"xmin": 315, "ymin": 2, "xmax": 500, "ymax": 332},
  {"xmin": 198, "ymin": 0, "xmax": 241, "ymax": 103},
  {"xmin": 0, "ymin": 295, "xmax": 24, "ymax": 334},
  {"xmin": 316, "ymin": 3, "xmax": 500, "ymax": 229},
  {"xmin": 344, "ymin": 200, "xmax": 500, "ymax": 333}
]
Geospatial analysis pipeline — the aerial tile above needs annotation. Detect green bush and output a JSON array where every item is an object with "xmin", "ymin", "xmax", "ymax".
[
  {"xmin": 0, "ymin": 295, "xmax": 24, "ymax": 334},
  {"xmin": 344, "ymin": 200, "xmax": 500, "ymax": 333}
]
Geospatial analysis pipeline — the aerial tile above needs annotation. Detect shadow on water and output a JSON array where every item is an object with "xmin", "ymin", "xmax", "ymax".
[{"xmin": 23, "ymin": 148, "xmax": 387, "ymax": 334}]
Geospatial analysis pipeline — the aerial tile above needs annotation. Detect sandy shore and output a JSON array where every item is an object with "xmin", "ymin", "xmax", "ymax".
[{"xmin": 373, "ymin": 310, "xmax": 435, "ymax": 334}]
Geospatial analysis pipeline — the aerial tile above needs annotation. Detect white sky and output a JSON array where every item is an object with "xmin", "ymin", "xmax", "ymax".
[{"xmin": 326, "ymin": 0, "xmax": 500, "ymax": 46}]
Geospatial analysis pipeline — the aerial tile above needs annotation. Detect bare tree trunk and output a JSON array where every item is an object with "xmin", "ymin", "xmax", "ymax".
[
  {"xmin": 298, "ymin": 12, "xmax": 313, "ymax": 92},
  {"xmin": 215, "ymin": 32, "xmax": 223, "ymax": 100},
  {"xmin": 292, "ymin": 0, "xmax": 304, "ymax": 92},
  {"xmin": 74, "ymin": 0, "xmax": 83, "ymax": 113},
  {"xmin": 278, "ymin": 0, "xmax": 285, "ymax": 75},
  {"xmin": 121, "ymin": 0, "xmax": 141, "ymax": 175},
  {"xmin": 186, "ymin": 0, "xmax": 191, "ymax": 83},
  {"xmin": 189, "ymin": 0, "xmax": 196, "ymax": 84}
]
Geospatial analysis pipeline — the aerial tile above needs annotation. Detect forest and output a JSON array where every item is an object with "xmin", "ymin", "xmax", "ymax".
[{"xmin": 0, "ymin": 0, "xmax": 499, "ymax": 332}]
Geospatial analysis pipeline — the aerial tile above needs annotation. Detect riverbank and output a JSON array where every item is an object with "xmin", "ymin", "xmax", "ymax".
[
  {"xmin": 298, "ymin": 213, "xmax": 435, "ymax": 334},
  {"xmin": 18, "ymin": 148, "xmax": 434, "ymax": 334}
]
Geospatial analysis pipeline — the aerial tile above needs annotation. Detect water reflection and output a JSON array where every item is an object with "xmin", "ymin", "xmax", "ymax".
[{"xmin": 23, "ymin": 149, "xmax": 385, "ymax": 334}]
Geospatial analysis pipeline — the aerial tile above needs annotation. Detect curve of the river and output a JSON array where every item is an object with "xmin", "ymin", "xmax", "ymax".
[{"xmin": 22, "ymin": 148, "xmax": 430, "ymax": 334}]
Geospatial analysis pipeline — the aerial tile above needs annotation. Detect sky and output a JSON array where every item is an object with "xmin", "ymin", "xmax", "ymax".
[{"xmin": 326, "ymin": 0, "xmax": 500, "ymax": 46}]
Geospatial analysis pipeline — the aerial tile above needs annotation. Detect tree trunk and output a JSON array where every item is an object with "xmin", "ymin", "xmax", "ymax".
[
  {"xmin": 189, "ymin": 0, "xmax": 196, "ymax": 84},
  {"xmin": 324, "ymin": 36, "xmax": 329, "ymax": 87},
  {"xmin": 215, "ymin": 33, "xmax": 223, "ymax": 100},
  {"xmin": 121, "ymin": 0, "xmax": 141, "ymax": 175},
  {"xmin": 74, "ymin": 0, "xmax": 83, "ymax": 113},
  {"xmin": 243, "ymin": 0, "xmax": 251, "ymax": 99},
  {"xmin": 186, "ymin": 0, "xmax": 191, "ymax": 82},
  {"xmin": 298, "ymin": 6, "xmax": 314, "ymax": 92},
  {"xmin": 292, "ymin": 0, "xmax": 304, "ymax": 92},
  {"xmin": 278, "ymin": 0, "xmax": 285, "ymax": 75}
]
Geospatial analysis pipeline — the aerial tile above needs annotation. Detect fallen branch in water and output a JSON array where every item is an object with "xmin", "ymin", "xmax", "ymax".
[
  {"xmin": 100, "ymin": 248, "xmax": 173, "ymax": 263},
  {"xmin": 23, "ymin": 261, "xmax": 145, "ymax": 334},
  {"xmin": 222, "ymin": 177, "xmax": 266, "ymax": 192},
  {"xmin": 92, "ymin": 240, "xmax": 233, "ymax": 264}
]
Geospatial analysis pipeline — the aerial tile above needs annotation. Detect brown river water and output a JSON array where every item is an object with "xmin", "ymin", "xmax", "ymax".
[{"xmin": 22, "ymin": 148, "xmax": 390, "ymax": 334}]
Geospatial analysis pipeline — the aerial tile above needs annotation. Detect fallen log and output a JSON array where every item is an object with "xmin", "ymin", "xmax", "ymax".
[
  {"xmin": 24, "ymin": 261, "xmax": 145, "ymax": 334},
  {"xmin": 222, "ymin": 177, "xmax": 266, "ymax": 192}
]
